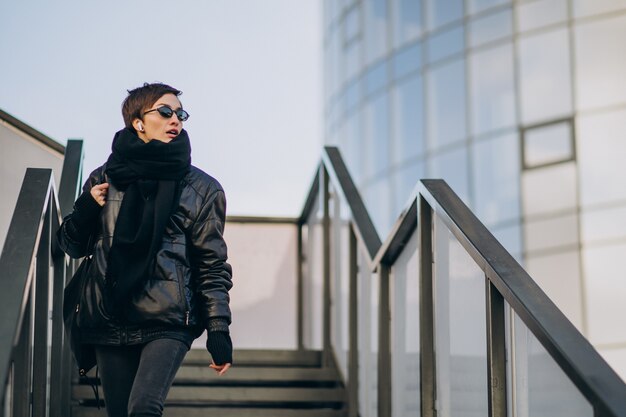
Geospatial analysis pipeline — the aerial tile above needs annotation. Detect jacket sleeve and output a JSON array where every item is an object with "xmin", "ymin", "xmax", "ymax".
[
  {"xmin": 56, "ymin": 167, "xmax": 104, "ymax": 259},
  {"xmin": 189, "ymin": 189, "xmax": 233, "ymax": 332}
]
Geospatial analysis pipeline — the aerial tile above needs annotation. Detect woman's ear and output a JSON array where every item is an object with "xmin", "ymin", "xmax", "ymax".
[{"xmin": 134, "ymin": 119, "xmax": 144, "ymax": 132}]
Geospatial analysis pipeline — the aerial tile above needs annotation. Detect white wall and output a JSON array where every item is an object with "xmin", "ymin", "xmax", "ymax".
[{"xmin": 0, "ymin": 120, "xmax": 63, "ymax": 255}]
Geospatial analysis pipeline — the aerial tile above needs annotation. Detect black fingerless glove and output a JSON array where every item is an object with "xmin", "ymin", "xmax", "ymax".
[
  {"xmin": 206, "ymin": 331, "xmax": 233, "ymax": 365},
  {"xmin": 66, "ymin": 191, "xmax": 103, "ymax": 242}
]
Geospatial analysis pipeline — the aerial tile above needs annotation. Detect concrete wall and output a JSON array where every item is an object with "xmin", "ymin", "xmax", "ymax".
[
  {"xmin": 0, "ymin": 119, "xmax": 63, "ymax": 255},
  {"xmin": 192, "ymin": 220, "xmax": 299, "ymax": 350}
]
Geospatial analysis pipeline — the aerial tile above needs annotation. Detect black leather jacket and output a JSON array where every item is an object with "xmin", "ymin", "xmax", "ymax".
[{"xmin": 57, "ymin": 164, "xmax": 232, "ymax": 345}]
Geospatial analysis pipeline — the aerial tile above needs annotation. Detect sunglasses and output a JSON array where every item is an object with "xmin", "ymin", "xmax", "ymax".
[{"xmin": 143, "ymin": 105, "xmax": 190, "ymax": 122}]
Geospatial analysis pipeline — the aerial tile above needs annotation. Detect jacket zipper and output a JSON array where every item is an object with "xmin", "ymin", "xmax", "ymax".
[{"xmin": 177, "ymin": 264, "xmax": 190, "ymax": 326}]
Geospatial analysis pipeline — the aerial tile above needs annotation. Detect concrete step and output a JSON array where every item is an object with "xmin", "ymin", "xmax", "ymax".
[
  {"xmin": 73, "ymin": 385, "xmax": 347, "ymax": 406},
  {"xmin": 173, "ymin": 365, "xmax": 341, "ymax": 386},
  {"xmin": 183, "ymin": 348, "xmax": 323, "ymax": 367},
  {"xmin": 71, "ymin": 349, "xmax": 346, "ymax": 416},
  {"xmin": 80, "ymin": 366, "xmax": 341, "ymax": 387},
  {"xmin": 72, "ymin": 406, "xmax": 347, "ymax": 417}
]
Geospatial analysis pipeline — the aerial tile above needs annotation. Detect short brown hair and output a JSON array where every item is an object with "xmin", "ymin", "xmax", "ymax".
[{"xmin": 122, "ymin": 82, "xmax": 182, "ymax": 128}]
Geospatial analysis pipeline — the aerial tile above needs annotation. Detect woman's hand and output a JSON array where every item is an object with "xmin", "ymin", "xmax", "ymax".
[
  {"xmin": 210, "ymin": 362, "xmax": 231, "ymax": 376},
  {"xmin": 90, "ymin": 183, "xmax": 109, "ymax": 207}
]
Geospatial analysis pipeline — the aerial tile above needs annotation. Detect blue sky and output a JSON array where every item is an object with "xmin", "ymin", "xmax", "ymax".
[{"xmin": 0, "ymin": 0, "xmax": 322, "ymax": 217}]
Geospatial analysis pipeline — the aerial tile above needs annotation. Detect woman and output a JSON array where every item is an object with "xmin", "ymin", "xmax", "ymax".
[{"xmin": 57, "ymin": 82, "xmax": 233, "ymax": 417}]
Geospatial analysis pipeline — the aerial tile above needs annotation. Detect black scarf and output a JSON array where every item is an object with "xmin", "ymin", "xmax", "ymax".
[{"xmin": 105, "ymin": 127, "xmax": 191, "ymax": 315}]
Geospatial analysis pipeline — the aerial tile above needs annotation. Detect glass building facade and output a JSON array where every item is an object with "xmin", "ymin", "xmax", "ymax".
[{"xmin": 323, "ymin": 0, "xmax": 626, "ymax": 395}]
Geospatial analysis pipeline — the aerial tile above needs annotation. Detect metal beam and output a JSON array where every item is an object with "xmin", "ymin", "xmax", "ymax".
[
  {"xmin": 486, "ymin": 280, "xmax": 507, "ymax": 417},
  {"xmin": 0, "ymin": 169, "xmax": 53, "ymax": 405},
  {"xmin": 348, "ymin": 227, "xmax": 359, "ymax": 417},
  {"xmin": 419, "ymin": 179, "xmax": 626, "ymax": 416},
  {"xmin": 32, "ymin": 198, "xmax": 52, "ymax": 417},
  {"xmin": 378, "ymin": 264, "xmax": 392, "ymax": 417},
  {"xmin": 419, "ymin": 196, "xmax": 436, "ymax": 417},
  {"xmin": 322, "ymin": 167, "xmax": 332, "ymax": 367}
]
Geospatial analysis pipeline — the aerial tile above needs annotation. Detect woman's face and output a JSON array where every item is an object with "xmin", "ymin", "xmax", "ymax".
[{"xmin": 134, "ymin": 93, "xmax": 183, "ymax": 143}]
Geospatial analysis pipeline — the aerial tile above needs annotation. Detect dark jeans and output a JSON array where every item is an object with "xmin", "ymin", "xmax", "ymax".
[{"xmin": 95, "ymin": 338, "xmax": 189, "ymax": 417}]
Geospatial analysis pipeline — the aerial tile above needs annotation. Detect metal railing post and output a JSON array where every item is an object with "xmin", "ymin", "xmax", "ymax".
[
  {"xmin": 297, "ymin": 224, "xmax": 304, "ymax": 351},
  {"xmin": 12, "ymin": 290, "xmax": 33, "ymax": 417},
  {"xmin": 486, "ymin": 280, "xmax": 507, "ymax": 417},
  {"xmin": 49, "ymin": 199, "xmax": 68, "ymax": 417},
  {"xmin": 419, "ymin": 195, "xmax": 436, "ymax": 417},
  {"xmin": 32, "ymin": 197, "xmax": 52, "ymax": 417},
  {"xmin": 322, "ymin": 166, "xmax": 332, "ymax": 367},
  {"xmin": 378, "ymin": 264, "xmax": 392, "ymax": 417},
  {"xmin": 348, "ymin": 226, "xmax": 359, "ymax": 417}
]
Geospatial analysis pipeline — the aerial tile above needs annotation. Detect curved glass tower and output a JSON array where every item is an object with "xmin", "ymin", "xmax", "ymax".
[{"xmin": 323, "ymin": 0, "xmax": 626, "ymax": 385}]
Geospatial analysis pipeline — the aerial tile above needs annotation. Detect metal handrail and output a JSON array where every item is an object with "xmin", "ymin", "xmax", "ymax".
[
  {"xmin": 298, "ymin": 146, "xmax": 626, "ymax": 417},
  {"xmin": 418, "ymin": 179, "xmax": 626, "ymax": 417},
  {"xmin": 0, "ymin": 140, "xmax": 83, "ymax": 417},
  {"xmin": 299, "ymin": 147, "xmax": 381, "ymax": 261}
]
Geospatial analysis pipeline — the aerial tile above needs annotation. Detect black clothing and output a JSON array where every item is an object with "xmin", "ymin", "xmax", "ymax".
[
  {"xmin": 57, "ymin": 155, "xmax": 232, "ymax": 354},
  {"xmin": 104, "ymin": 128, "xmax": 192, "ymax": 315},
  {"xmin": 95, "ymin": 338, "xmax": 189, "ymax": 417},
  {"xmin": 206, "ymin": 331, "xmax": 233, "ymax": 365}
]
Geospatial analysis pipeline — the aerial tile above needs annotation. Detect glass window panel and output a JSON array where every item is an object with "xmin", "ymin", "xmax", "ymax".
[
  {"xmin": 392, "ymin": 75, "xmax": 425, "ymax": 166},
  {"xmin": 516, "ymin": 0, "xmax": 568, "ymax": 32},
  {"xmin": 467, "ymin": 0, "xmax": 508, "ymax": 15},
  {"xmin": 433, "ymin": 215, "xmax": 488, "ymax": 417},
  {"xmin": 344, "ymin": 39, "xmax": 362, "ymax": 85},
  {"xmin": 364, "ymin": 178, "xmax": 394, "ymax": 236},
  {"xmin": 512, "ymin": 313, "xmax": 594, "ymax": 416},
  {"xmin": 491, "ymin": 221, "xmax": 523, "ymax": 260},
  {"xmin": 575, "ymin": 14, "xmax": 626, "ymax": 111},
  {"xmin": 526, "ymin": 250, "xmax": 584, "ymax": 330},
  {"xmin": 365, "ymin": 59, "xmax": 388, "ymax": 96},
  {"xmin": 365, "ymin": 0, "xmax": 389, "ymax": 64},
  {"xmin": 472, "ymin": 132, "xmax": 520, "ymax": 225},
  {"xmin": 426, "ymin": 25, "xmax": 464, "ymax": 64},
  {"xmin": 573, "ymin": 0, "xmax": 626, "ymax": 17},
  {"xmin": 468, "ymin": 8, "xmax": 512, "ymax": 48},
  {"xmin": 324, "ymin": 0, "xmax": 333, "ymax": 27},
  {"xmin": 344, "ymin": 5, "xmax": 361, "ymax": 42},
  {"xmin": 391, "ymin": 162, "xmax": 425, "ymax": 215},
  {"xmin": 392, "ymin": 0, "xmax": 423, "ymax": 47},
  {"xmin": 428, "ymin": 146, "xmax": 470, "ymax": 204},
  {"xmin": 303, "ymin": 197, "xmax": 323, "ymax": 349},
  {"xmin": 519, "ymin": 28, "xmax": 572, "ymax": 124},
  {"xmin": 583, "ymin": 243, "xmax": 626, "ymax": 345},
  {"xmin": 577, "ymin": 109, "xmax": 626, "ymax": 207},
  {"xmin": 470, "ymin": 43, "xmax": 516, "ymax": 135},
  {"xmin": 345, "ymin": 111, "xmax": 364, "ymax": 184},
  {"xmin": 521, "ymin": 162, "xmax": 577, "ymax": 217},
  {"xmin": 336, "ymin": 87, "xmax": 347, "ymax": 121},
  {"xmin": 391, "ymin": 232, "xmax": 420, "ymax": 417},
  {"xmin": 364, "ymin": 92, "xmax": 390, "ymax": 179},
  {"xmin": 426, "ymin": 0, "xmax": 464, "ymax": 30},
  {"xmin": 344, "ymin": 78, "xmax": 361, "ymax": 114},
  {"xmin": 523, "ymin": 121, "xmax": 573, "ymax": 168},
  {"xmin": 326, "ymin": 26, "xmax": 340, "ymax": 101},
  {"xmin": 426, "ymin": 59, "xmax": 467, "ymax": 150},
  {"xmin": 524, "ymin": 213, "xmax": 579, "ymax": 253},
  {"xmin": 581, "ymin": 205, "xmax": 626, "ymax": 244},
  {"xmin": 393, "ymin": 41, "xmax": 422, "ymax": 80},
  {"xmin": 358, "ymin": 249, "xmax": 379, "ymax": 417},
  {"xmin": 329, "ymin": 184, "xmax": 351, "ymax": 380}
]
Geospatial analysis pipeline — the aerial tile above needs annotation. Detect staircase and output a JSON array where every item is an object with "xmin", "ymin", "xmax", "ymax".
[{"xmin": 71, "ymin": 349, "xmax": 347, "ymax": 417}]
